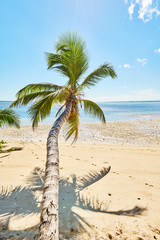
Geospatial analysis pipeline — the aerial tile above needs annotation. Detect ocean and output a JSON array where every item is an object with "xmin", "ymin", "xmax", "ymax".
[{"xmin": 0, "ymin": 101, "xmax": 160, "ymax": 125}]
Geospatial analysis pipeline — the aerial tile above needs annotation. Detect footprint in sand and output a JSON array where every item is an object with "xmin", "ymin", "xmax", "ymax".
[
  {"xmin": 145, "ymin": 183, "xmax": 154, "ymax": 187},
  {"xmin": 113, "ymin": 171, "xmax": 119, "ymax": 175},
  {"xmin": 129, "ymin": 175, "xmax": 135, "ymax": 179}
]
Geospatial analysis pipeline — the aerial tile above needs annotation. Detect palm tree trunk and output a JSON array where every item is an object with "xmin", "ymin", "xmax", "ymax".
[{"xmin": 39, "ymin": 101, "xmax": 72, "ymax": 240}]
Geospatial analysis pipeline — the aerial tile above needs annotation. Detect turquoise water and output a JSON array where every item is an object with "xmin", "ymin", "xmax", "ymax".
[{"xmin": 0, "ymin": 101, "xmax": 160, "ymax": 125}]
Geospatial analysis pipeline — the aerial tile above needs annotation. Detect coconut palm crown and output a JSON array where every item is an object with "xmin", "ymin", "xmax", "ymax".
[
  {"xmin": 11, "ymin": 33, "xmax": 117, "ymax": 141},
  {"xmin": 0, "ymin": 108, "xmax": 20, "ymax": 128}
]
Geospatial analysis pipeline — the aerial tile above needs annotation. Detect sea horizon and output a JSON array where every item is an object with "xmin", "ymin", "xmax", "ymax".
[
  {"xmin": 1, "ymin": 100, "xmax": 160, "ymax": 125},
  {"xmin": 1, "ymin": 99, "xmax": 160, "ymax": 103}
]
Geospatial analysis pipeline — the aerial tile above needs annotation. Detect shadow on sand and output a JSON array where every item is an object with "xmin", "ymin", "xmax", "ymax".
[{"xmin": 0, "ymin": 166, "xmax": 147, "ymax": 239}]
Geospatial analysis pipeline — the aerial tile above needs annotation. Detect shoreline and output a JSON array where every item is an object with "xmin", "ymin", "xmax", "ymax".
[{"xmin": 0, "ymin": 118, "xmax": 160, "ymax": 146}]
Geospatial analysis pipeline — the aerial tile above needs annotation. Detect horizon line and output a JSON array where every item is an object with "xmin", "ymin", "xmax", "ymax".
[{"xmin": 1, "ymin": 99, "xmax": 160, "ymax": 103}]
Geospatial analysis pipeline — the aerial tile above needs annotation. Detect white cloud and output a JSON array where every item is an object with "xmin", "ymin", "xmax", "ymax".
[
  {"xmin": 154, "ymin": 48, "xmax": 160, "ymax": 54},
  {"xmin": 128, "ymin": 3, "xmax": 135, "ymax": 19},
  {"xmin": 137, "ymin": 58, "xmax": 147, "ymax": 66},
  {"xmin": 124, "ymin": 63, "xmax": 131, "ymax": 68},
  {"xmin": 125, "ymin": 0, "xmax": 160, "ymax": 22},
  {"xmin": 119, "ymin": 63, "xmax": 133, "ymax": 68},
  {"xmin": 120, "ymin": 59, "xmax": 147, "ymax": 68}
]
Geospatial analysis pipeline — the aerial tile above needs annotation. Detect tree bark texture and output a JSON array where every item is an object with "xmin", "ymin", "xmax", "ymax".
[{"xmin": 39, "ymin": 101, "xmax": 72, "ymax": 240}]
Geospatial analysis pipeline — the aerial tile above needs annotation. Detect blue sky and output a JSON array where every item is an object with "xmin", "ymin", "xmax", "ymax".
[{"xmin": 0, "ymin": 0, "xmax": 160, "ymax": 102}]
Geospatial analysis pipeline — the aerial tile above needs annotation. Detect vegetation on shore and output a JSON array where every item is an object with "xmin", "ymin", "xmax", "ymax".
[{"xmin": 0, "ymin": 108, "xmax": 20, "ymax": 152}]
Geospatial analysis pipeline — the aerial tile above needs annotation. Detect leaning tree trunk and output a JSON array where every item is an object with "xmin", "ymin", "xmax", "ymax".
[{"xmin": 39, "ymin": 101, "xmax": 72, "ymax": 240}]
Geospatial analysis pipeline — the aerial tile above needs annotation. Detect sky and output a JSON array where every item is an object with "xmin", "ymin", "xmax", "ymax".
[{"xmin": 0, "ymin": 0, "xmax": 160, "ymax": 102}]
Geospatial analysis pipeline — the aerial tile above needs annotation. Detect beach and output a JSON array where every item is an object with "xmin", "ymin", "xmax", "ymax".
[{"xmin": 0, "ymin": 119, "xmax": 160, "ymax": 239}]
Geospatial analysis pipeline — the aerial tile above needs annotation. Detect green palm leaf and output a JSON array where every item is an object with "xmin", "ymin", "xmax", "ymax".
[
  {"xmin": 28, "ymin": 94, "xmax": 54, "ymax": 129},
  {"xmin": 55, "ymin": 104, "xmax": 65, "ymax": 117},
  {"xmin": 16, "ymin": 83, "xmax": 63, "ymax": 98},
  {"xmin": 46, "ymin": 53, "xmax": 71, "ymax": 78},
  {"xmin": 28, "ymin": 89, "xmax": 67, "ymax": 128},
  {"xmin": 10, "ymin": 83, "xmax": 65, "ymax": 108},
  {"xmin": 65, "ymin": 110, "xmax": 79, "ymax": 142},
  {"xmin": 0, "ymin": 108, "xmax": 20, "ymax": 128},
  {"xmin": 80, "ymin": 63, "xmax": 117, "ymax": 89},
  {"xmin": 54, "ymin": 33, "xmax": 89, "ymax": 87},
  {"xmin": 81, "ymin": 99, "xmax": 106, "ymax": 123},
  {"xmin": 10, "ymin": 91, "xmax": 54, "ymax": 107}
]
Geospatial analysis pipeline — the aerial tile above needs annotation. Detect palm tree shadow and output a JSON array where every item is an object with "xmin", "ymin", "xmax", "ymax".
[
  {"xmin": 0, "ymin": 166, "xmax": 147, "ymax": 239},
  {"xmin": 23, "ymin": 167, "xmax": 112, "ymax": 236},
  {"xmin": 0, "ymin": 186, "xmax": 40, "ymax": 217},
  {"xmin": 0, "ymin": 185, "xmax": 40, "ymax": 239},
  {"xmin": 59, "ymin": 167, "xmax": 111, "ymax": 235},
  {"xmin": 59, "ymin": 167, "xmax": 147, "ymax": 236},
  {"xmin": 27, "ymin": 166, "xmax": 146, "ymax": 237},
  {"xmin": 22, "ymin": 167, "xmax": 113, "ymax": 236}
]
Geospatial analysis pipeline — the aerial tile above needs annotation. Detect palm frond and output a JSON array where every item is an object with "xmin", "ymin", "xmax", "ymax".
[
  {"xmin": 79, "ymin": 63, "xmax": 117, "ymax": 89},
  {"xmin": 10, "ymin": 91, "xmax": 54, "ymax": 107},
  {"xmin": 15, "ymin": 83, "xmax": 63, "ymax": 98},
  {"xmin": 56, "ymin": 32, "xmax": 86, "ymax": 55},
  {"xmin": 46, "ymin": 53, "xmax": 62, "ymax": 69},
  {"xmin": 81, "ymin": 99, "xmax": 106, "ymax": 123},
  {"xmin": 65, "ymin": 110, "xmax": 79, "ymax": 142},
  {"xmin": 55, "ymin": 104, "xmax": 65, "ymax": 117},
  {"xmin": 54, "ymin": 32, "xmax": 89, "ymax": 87},
  {"xmin": 28, "ymin": 90, "xmax": 66, "ymax": 128},
  {"xmin": 10, "ymin": 83, "xmax": 65, "ymax": 108},
  {"xmin": 0, "ymin": 108, "xmax": 20, "ymax": 128},
  {"xmin": 46, "ymin": 53, "xmax": 71, "ymax": 78}
]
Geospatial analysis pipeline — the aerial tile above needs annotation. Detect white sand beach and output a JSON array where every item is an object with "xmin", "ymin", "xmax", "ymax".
[{"xmin": 0, "ymin": 119, "xmax": 160, "ymax": 239}]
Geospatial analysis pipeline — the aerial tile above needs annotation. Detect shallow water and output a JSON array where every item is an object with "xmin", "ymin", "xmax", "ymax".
[{"xmin": 1, "ymin": 100, "xmax": 160, "ymax": 125}]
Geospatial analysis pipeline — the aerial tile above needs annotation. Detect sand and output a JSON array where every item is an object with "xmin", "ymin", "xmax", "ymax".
[{"xmin": 0, "ymin": 119, "xmax": 160, "ymax": 239}]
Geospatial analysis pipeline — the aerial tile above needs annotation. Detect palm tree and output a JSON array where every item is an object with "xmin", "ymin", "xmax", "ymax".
[
  {"xmin": 10, "ymin": 33, "xmax": 117, "ymax": 240},
  {"xmin": 0, "ymin": 108, "xmax": 20, "ymax": 128},
  {"xmin": 0, "ymin": 108, "xmax": 20, "ymax": 150}
]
